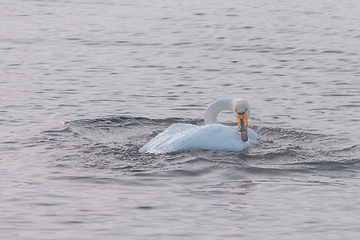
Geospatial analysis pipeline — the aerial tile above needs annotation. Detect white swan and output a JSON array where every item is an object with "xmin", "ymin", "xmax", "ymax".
[{"xmin": 139, "ymin": 99, "xmax": 259, "ymax": 154}]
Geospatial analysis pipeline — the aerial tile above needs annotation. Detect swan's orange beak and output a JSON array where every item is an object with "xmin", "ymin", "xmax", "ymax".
[{"xmin": 237, "ymin": 112, "xmax": 248, "ymax": 142}]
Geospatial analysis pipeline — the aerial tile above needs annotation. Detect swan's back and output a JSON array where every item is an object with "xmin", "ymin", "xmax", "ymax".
[{"xmin": 139, "ymin": 123, "xmax": 258, "ymax": 154}]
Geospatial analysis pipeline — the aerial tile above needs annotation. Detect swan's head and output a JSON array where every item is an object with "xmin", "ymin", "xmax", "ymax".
[{"xmin": 233, "ymin": 100, "xmax": 251, "ymax": 142}]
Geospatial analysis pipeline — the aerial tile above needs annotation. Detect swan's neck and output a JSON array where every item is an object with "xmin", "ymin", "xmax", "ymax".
[{"xmin": 204, "ymin": 99, "xmax": 235, "ymax": 125}]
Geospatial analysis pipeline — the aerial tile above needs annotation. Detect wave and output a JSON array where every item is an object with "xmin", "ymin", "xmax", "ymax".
[{"xmin": 41, "ymin": 116, "xmax": 360, "ymax": 177}]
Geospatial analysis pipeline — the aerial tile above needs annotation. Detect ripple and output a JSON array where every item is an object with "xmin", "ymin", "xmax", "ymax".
[{"xmin": 39, "ymin": 117, "xmax": 359, "ymax": 179}]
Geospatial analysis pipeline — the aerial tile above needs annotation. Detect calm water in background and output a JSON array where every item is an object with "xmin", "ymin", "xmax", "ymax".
[{"xmin": 1, "ymin": 0, "xmax": 360, "ymax": 239}]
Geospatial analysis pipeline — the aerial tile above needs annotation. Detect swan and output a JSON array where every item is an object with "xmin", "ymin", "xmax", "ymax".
[{"xmin": 139, "ymin": 99, "xmax": 259, "ymax": 154}]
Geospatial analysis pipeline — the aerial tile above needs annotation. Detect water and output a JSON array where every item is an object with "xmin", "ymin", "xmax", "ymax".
[{"xmin": 1, "ymin": 0, "xmax": 360, "ymax": 239}]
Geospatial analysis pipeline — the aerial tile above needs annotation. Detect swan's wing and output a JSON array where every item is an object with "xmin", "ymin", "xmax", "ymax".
[
  {"xmin": 139, "ymin": 124, "xmax": 197, "ymax": 154},
  {"xmin": 248, "ymin": 128, "xmax": 259, "ymax": 140}
]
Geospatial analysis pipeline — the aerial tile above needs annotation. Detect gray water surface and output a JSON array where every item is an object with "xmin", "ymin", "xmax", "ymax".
[{"xmin": 1, "ymin": 0, "xmax": 360, "ymax": 239}]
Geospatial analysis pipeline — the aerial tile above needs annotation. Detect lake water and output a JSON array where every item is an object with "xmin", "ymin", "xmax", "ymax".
[{"xmin": 1, "ymin": 0, "xmax": 360, "ymax": 239}]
